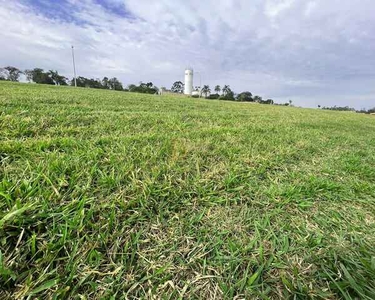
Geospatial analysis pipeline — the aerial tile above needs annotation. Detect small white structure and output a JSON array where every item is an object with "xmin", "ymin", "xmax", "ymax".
[
  {"xmin": 192, "ymin": 90, "xmax": 200, "ymax": 97},
  {"xmin": 184, "ymin": 68, "xmax": 193, "ymax": 95}
]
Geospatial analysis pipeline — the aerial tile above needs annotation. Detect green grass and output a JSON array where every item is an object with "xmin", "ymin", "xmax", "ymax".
[{"xmin": 1, "ymin": 81, "xmax": 375, "ymax": 299}]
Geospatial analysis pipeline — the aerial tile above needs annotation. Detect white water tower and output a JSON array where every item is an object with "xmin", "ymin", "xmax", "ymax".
[{"xmin": 184, "ymin": 68, "xmax": 193, "ymax": 95}]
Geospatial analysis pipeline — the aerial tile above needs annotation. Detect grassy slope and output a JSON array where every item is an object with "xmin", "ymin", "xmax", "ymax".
[{"xmin": 0, "ymin": 81, "xmax": 375, "ymax": 299}]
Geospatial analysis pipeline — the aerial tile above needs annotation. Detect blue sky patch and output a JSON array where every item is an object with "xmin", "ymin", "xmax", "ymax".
[{"xmin": 22, "ymin": 0, "xmax": 90, "ymax": 25}]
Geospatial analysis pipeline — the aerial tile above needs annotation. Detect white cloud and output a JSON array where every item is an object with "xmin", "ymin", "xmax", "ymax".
[
  {"xmin": 304, "ymin": 1, "xmax": 317, "ymax": 17},
  {"xmin": 0, "ymin": 0, "xmax": 375, "ymax": 108},
  {"xmin": 265, "ymin": 0, "xmax": 296, "ymax": 18}
]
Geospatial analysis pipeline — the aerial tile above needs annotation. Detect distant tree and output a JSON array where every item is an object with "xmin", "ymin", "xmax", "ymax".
[
  {"xmin": 108, "ymin": 77, "xmax": 123, "ymax": 91},
  {"xmin": 128, "ymin": 82, "xmax": 158, "ymax": 94},
  {"xmin": 253, "ymin": 95, "xmax": 262, "ymax": 103},
  {"xmin": 208, "ymin": 94, "xmax": 220, "ymax": 99},
  {"xmin": 0, "ymin": 68, "xmax": 6, "ymax": 80},
  {"xmin": 73, "ymin": 76, "xmax": 88, "ymax": 87},
  {"xmin": 102, "ymin": 77, "xmax": 110, "ymax": 89},
  {"xmin": 28, "ymin": 68, "xmax": 43, "ymax": 83},
  {"xmin": 171, "ymin": 81, "xmax": 184, "ymax": 93},
  {"xmin": 237, "ymin": 91, "xmax": 253, "ymax": 102},
  {"xmin": 289, "ymin": 100, "xmax": 293, "ymax": 106},
  {"xmin": 322, "ymin": 105, "xmax": 355, "ymax": 112},
  {"xmin": 48, "ymin": 70, "xmax": 68, "ymax": 86},
  {"xmin": 145, "ymin": 82, "xmax": 154, "ymax": 88},
  {"xmin": 7, "ymin": 66, "xmax": 23, "ymax": 81},
  {"xmin": 27, "ymin": 68, "xmax": 54, "ymax": 85},
  {"xmin": 141, "ymin": 82, "xmax": 158, "ymax": 93},
  {"xmin": 214, "ymin": 85, "xmax": 221, "ymax": 94},
  {"xmin": 227, "ymin": 91, "xmax": 235, "ymax": 100},
  {"xmin": 219, "ymin": 86, "xmax": 235, "ymax": 100},
  {"xmin": 24, "ymin": 69, "xmax": 33, "ymax": 82},
  {"xmin": 222, "ymin": 85, "xmax": 230, "ymax": 96},
  {"xmin": 1, "ymin": 66, "xmax": 22, "ymax": 81},
  {"xmin": 201, "ymin": 85, "xmax": 210, "ymax": 98},
  {"xmin": 265, "ymin": 99, "xmax": 274, "ymax": 105},
  {"xmin": 221, "ymin": 91, "xmax": 235, "ymax": 101},
  {"xmin": 357, "ymin": 108, "xmax": 367, "ymax": 114},
  {"xmin": 90, "ymin": 78, "xmax": 104, "ymax": 89},
  {"xmin": 356, "ymin": 107, "xmax": 375, "ymax": 114},
  {"xmin": 318, "ymin": 105, "xmax": 321, "ymax": 108},
  {"xmin": 48, "ymin": 70, "xmax": 59, "ymax": 85},
  {"xmin": 73, "ymin": 76, "xmax": 101, "ymax": 88}
]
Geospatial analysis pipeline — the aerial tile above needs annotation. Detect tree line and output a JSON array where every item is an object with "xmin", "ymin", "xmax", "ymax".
[
  {"xmin": 321, "ymin": 105, "xmax": 375, "ymax": 114},
  {"xmin": 1, "ymin": 65, "xmax": 289, "ymax": 106},
  {"xmin": 0, "ymin": 66, "xmax": 128, "ymax": 90},
  {"xmin": 0, "ymin": 66, "xmax": 163, "ymax": 94},
  {"xmin": 170, "ymin": 81, "xmax": 286, "ymax": 105}
]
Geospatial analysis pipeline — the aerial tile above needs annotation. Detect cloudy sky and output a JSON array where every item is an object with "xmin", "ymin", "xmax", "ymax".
[{"xmin": 1, "ymin": 0, "xmax": 374, "ymax": 108}]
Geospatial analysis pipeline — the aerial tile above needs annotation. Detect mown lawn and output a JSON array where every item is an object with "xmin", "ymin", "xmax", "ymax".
[{"xmin": 1, "ymin": 81, "xmax": 375, "ymax": 299}]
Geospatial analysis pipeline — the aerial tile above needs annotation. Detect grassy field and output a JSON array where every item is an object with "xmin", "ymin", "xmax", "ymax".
[{"xmin": 0, "ymin": 81, "xmax": 375, "ymax": 299}]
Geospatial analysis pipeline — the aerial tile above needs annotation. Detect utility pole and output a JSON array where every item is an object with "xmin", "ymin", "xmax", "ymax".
[
  {"xmin": 71, "ymin": 45, "xmax": 77, "ymax": 87},
  {"xmin": 195, "ymin": 71, "xmax": 202, "ymax": 98}
]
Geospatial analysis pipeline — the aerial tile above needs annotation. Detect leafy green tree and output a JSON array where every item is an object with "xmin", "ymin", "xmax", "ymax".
[
  {"xmin": 143, "ymin": 82, "xmax": 156, "ymax": 93},
  {"xmin": 128, "ymin": 82, "xmax": 158, "ymax": 94},
  {"xmin": 201, "ymin": 85, "xmax": 210, "ymax": 98},
  {"xmin": 90, "ymin": 78, "xmax": 104, "ymax": 89},
  {"xmin": 220, "ymin": 91, "xmax": 234, "ymax": 100},
  {"xmin": 1, "ymin": 66, "xmax": 22, "ymax": 81},
  {"xmin": 48, "ymin": 70, "xmax": 68, "ymax": 86},
  {"xmin": 24, "ymin": 69, "xmax": 33, "ymax": 82},
  {"xmin": 222, "ymin": 85, "xmax": 230, "ymax": 96},
  {"xmin": 102, "ymin": 77, "xmax": 110, "ymax": 89},
  {"xmin": 128, "ymin": 84, "xmax": 137, "ymax": 91},
  {"xmin": 237, "ymin": 91, "xmax": 253, "ymax": 102},
  {"xmin": 73, "ymin": 76, "xmax": 89, "ymax": 87},
  {"xmin": 0, "ymin": 68, "xmax": 6, "ymax": 80},
  {"xmin": 171, "ymin": 81, "xmax": 184, "ymax": 93},
  {"xmin": 27, "ymin": 68, "xmax": 54, "ymax": 85},
  {"xmin": 207, "ymin": 94, "xmax": 220, "ymax": 99},
  {"xmin": 214, "ymin": 85, "xmax": 221, "ymax": 94},
  {"xmin": 48, "ymin": 70, "xmax": 59, "ymax": 85},
  {"xmin": 26, "ymin": 68, "xmax": 41, "ymax": 83},
  {"xmin": 108, "ymin": 77, "xmax": 123, "ymax": 91},
  {"xmin": 73, "ymin": 77, "xmax": 105, "ymax": 89},
  {"xmin": 220, "ymin": 86, "xmax": 235, "ymax": 101},
  {"xmin": 253, "ymin": 95, "xmax": 262, "ymax": 103}
]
